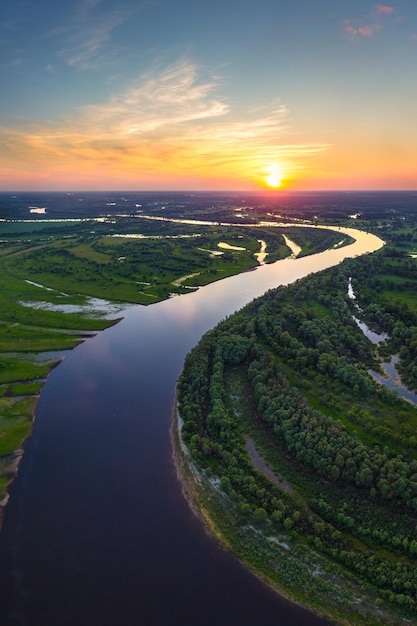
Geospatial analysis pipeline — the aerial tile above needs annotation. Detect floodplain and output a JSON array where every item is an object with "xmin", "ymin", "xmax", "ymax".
[{"xmin": 0, "ymin": 191, "xmax": 349, "ymax": 511}]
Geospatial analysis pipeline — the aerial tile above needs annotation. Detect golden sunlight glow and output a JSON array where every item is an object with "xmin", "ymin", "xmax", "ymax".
[
  {"xmin": 0, "ymin": 62, "xmax": 333, "ymax": 191},
  {"xmin": 265, "ymin": 164, "xmax": 283, "ymax": 188}
]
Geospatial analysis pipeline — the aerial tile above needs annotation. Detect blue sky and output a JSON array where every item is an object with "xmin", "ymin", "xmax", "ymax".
[{"xmin": 1, "ymin": 0, "xmax": 417, "ymax": 190}]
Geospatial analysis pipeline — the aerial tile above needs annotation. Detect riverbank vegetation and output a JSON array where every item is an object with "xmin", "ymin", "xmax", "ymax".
[
  {"xmin": 0, "ymin": 210, "xmax": 348, "ymax": 520},
  {"xmin": 2, "ymin": 217, "xmax": 348, "ymax": 304},
  {"xmin": 176, "ymin": 248, "xmax": 417, "ymax": 625},
  {"xmin": 0, "ymin": 245, "xmax": 116, "ymax": 516}
]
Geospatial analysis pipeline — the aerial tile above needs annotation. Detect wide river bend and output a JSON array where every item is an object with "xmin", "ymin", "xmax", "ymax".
[{"xmin": 0, "ymin": 227, "xmax": 383, "ymax": 626}]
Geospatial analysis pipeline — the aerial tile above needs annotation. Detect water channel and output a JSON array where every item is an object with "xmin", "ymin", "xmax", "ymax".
[
  {"xmin": 348, "ymin": 278, "xmax": 417, "ymax": 405},
  {"xmin": 0, "ymin": 228, "xmax": 383, "ymax": 626}
]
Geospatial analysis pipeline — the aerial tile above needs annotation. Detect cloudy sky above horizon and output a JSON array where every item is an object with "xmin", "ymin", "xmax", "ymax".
[{"xmin": 1, "ymin": 0, "xmax": 417, "ymax": 191}]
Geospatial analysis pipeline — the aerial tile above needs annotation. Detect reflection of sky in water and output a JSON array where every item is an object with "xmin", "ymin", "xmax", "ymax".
[
  {"xmin": 19, "ymin": 297, "xmax": 134, "ymax": 318},
  {"xmin": 32, "ymin": 351, "xmax": 65, "ymax": 362},
  {"xmin": 20, "ymin": 227, "xmax": 384, "ymax": 334},
  {"xmin": 348, "ymin": 277, "xmax": 416, "ymax": 404},
  {"xmin": 353, "ymin": 318, "xmax": 388, "ymax": 344},
  {"xmin": 348, "ymin": 277, "xmax": 388, "ymax": 343},
  {"xmin": 123, "ymin": 228, "xmax": 384, "ymax": 337},
  {"xmin": 282, "ymin": 235, "xmax": 301, "ymax": 258},
  {"xmin": 110, "ymin": 233, "xmax": 200, "ymax": 239},
  {"xmin": 369, "ymin": 356, "xmax": 417, "ymax": 406}
]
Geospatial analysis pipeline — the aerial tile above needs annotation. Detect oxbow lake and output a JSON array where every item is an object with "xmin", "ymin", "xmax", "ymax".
[{"xmin": 0, "ymin": 227, "xmax": 383, "ymax": 626}]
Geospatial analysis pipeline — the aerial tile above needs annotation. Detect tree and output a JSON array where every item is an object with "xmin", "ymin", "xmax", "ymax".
[{"xmin": 254, "ymin": 507, "xmax": 267, "ymax": 524}]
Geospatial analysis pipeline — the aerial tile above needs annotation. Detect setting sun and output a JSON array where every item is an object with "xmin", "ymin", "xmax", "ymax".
[{"xmin": 265, "ymin": 164, "xmax": 283, "ymax": 188}]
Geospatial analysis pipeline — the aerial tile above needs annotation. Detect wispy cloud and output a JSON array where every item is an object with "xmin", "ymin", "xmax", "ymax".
[
  {"xmin": 0, "ymin": 60, "xmax": 328, "ymax": 187},
  {"xmin": 344, "ymin": 21, "xmax": 381, "ymax": 38},
  {"xmin": 0, "ymin": 53, "xmax": 23, "ymax": 69},
  {"xmin": 376, "ymin": 5, "xmax": 394, "ymax": 15},
  {"xmin": 344, "ymin": 4, "xmax": 395, "ymax": 39},
  {"xmin": 0, "ymin": 18, "xmax": 23, "ymax": 68},
  {"xmin": 51, "ymin": 0, "xmax": 129, "ymax": 70},
  {"xmin": 76, "ymin": 0, "xmax": 103, "ymax": 22},
  {"xmin": 80, "ymin": 61, "xmax": 230, "ymax": 132},
  {"xmin": 59, "ymin": 12, "xmax": 127, "ymax": 69},
  {"xmin": 0, "ymin": 37, "xmax": 23, "ymax": 69}
]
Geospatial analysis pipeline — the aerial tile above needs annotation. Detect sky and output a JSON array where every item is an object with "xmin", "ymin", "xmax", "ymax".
[{"xmin": 1, "ymin": 0, "xmax": 417, "ymax": 191}]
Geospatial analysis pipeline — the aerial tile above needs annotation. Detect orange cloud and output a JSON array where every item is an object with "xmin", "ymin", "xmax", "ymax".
[
  {"xmin": 0, "ymin": 60, "xmax": 328, "ymax": 190},
  {"xmin": 345, "ymin": 4, "xmax": 395, "ymax": 39},
  {"xmin": 345, "ymin": 20, "xmax": 381, "ymax": 38}
]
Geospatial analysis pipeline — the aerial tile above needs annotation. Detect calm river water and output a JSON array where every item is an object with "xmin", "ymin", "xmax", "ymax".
[{"xmin": 0, "ymin": 228, "xmax": 383, "ymax": 626}]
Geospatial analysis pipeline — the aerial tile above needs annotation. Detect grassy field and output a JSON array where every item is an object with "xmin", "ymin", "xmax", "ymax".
[
  {"xmin": 2, "ymin": 226, "xmax": 290, "ymax": 303},
  {"xmin": 0, "ymin": 223, "xmax": 121, "ymax": 507}
]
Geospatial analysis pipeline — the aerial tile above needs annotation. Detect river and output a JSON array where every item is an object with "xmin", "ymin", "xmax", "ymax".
[{"xmin": 0, "ymin": 227, "xmax": 383, "ymax": 626}]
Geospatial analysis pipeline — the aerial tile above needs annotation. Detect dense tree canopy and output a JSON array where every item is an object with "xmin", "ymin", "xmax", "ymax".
[{"xmin": 177, "ymin": 250, "xmax": 417, "ymax": 624}]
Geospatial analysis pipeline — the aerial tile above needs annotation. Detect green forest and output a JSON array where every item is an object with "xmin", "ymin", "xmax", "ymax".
[{"xmin": 176, "ymin": 248, "xmax": 417, "ymax": 625}]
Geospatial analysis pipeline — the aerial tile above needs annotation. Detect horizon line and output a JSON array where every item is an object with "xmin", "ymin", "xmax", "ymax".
[{"xmin": 1, "ymin": 189, "xmax": 417, "ymax": 194}]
